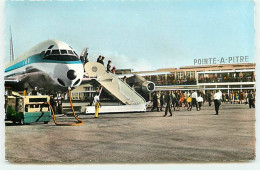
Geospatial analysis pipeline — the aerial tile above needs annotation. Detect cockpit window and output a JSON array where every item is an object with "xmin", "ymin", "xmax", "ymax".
[
  {"xmin": 48, "ymin": 45, "xmax": 54, "ymax": 49},
  {"xmin": 44, "ymin": 50, "xmax": 51, "ymax": 57},
  {"xmin": 68, "ymin": 50, "xmax": 73, "ymax": 54},
  {"xmin": 73, "ymin": 51, "xmax": 78, "ymax": 56},
  {"xmin": 60, "ymin": 50, "xmax": 67, "ymax": 54},
  {"xmin": 43, "ymin": 55, "xmax": 80, "ymax": 61},
  {"xmin": 51, "ymin": 49, "xmax": 60, "ymax": 54}
]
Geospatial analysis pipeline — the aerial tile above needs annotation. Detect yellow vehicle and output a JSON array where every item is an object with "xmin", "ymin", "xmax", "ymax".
[{"xmin": 5, "ymin": 92, "xmax": 51, "ymax": 125}]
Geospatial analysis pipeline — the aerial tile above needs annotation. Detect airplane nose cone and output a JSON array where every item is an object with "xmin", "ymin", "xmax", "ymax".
[{"xmin": 67, "ymin": 70, "xmax": 77, "ymax": 80}]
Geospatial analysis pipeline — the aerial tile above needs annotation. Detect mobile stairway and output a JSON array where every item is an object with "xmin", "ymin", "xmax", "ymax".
[{"xmin": 83, "ymin": 62, "xmax": 148, "ymax": 114}]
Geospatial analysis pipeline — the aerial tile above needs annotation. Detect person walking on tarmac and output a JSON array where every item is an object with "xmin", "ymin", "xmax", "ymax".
[
  {"xmin": 93, "ymin": 93, "xmax": 101, "ymax": 118},
  {"xmin": 55, "ymin": 93, "xmax": 63, "ymax": 114},
  {"xmin": 50, "ymin": 95, "xmax": 56, "ymax": 113},
  {"xmin": 171, "ymin": 91, "xmax": 177, "ymax": 111},
  {"xmin": 163, "ymin": 91, "xmax": 172, "ymax": 117},
  {"xmin": 151, "ymin": 92, "xmax": 159, "ymax": 112},
  {"xmin": 160, "ymin": 92, "xmax": 165, "ymax": 111},
  {"xmin": 207, "ymin": 92, "xmax": 212, "ymax": 106},
  {"xmin": 247, "ymin": 91, "xmax": 255, "ymax": 108},
  {"xmin": 90, "ymin": 86, "xmax": 101, "ymax": 106},
  {"xmin": 175, "ymin": 91, "xmax": 180, "ymax": 111},
  {"xmin": 196, "ymin": 94, "xmax": 203, "ymax": 111},
  {"xmin": 213, "ymin": 90, "xmax": 222, "ymax": 115},
  {"xmin": 191, "ymin": 90, "xmax": 198, "ymax": 110},
  {"xmin": 186, "ymin": 95, "xmax": 192, "ymax": 111}
]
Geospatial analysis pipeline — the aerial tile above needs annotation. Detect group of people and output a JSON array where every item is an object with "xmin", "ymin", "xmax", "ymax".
[
  {"xmin": 207, "ymin": 90, "xmax": 255, "ymax": 108},
  {"xmin": 151, "ymin": 90, "xmax": 205, "ymax": 114},
  {"xmin": 80, "ymin": 53, "xmax": 116, "ymax": 74},
  {"xmin": 145, "ymin": 75, "xmax": 197, "ymax": 86},
  {"xmin": 198, "ymin": 75, "xmax": 255, "ymax": 83},
  {"xmin": 151, "ymin": 89, "xmax": 254, "ymax": 117},
  {"xmin": 97, "ymin": 56, "xmax": 116, "ymax": 74},
  {"xmin": 23, "ymin": 87, "xmax": 41, "ymax": 96}
]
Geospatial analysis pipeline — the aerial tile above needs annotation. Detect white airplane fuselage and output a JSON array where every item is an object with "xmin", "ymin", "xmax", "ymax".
[{"xmin": 5, "ymin": 40, "xmax": 84, "ymax": 94}]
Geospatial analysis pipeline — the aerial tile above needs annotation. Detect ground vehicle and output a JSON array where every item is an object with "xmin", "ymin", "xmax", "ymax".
[{"xmin": 5, "ymin": 92, "xmax": 51, "ymax": 125}]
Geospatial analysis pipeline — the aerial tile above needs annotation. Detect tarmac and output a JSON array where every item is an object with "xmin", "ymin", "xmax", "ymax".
[{"xmin": 5, "ymin": 103, "xmax": 255, "ymax": 163}]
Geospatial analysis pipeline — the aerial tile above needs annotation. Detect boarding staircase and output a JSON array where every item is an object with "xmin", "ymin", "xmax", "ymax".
[{"xmin": 84, "ymin": 62, "xmax": 146, "ymax": 106}]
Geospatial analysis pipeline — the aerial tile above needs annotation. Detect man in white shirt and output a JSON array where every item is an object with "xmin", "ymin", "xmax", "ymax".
[
  {"xmin": 191, "ymin": 91, "xmax": 198, "ymax": 110},
  {"xmin": 213, "ymin": 90, "xmax": 222, "ymax": 115},
  {"xmin": 29, "ymin": 87, "xmax": 42, "ymax": 96},
  {"xmin": 93, "ymin": 94, "xmax": 101, "ymax": 118},
  {"xmin": 196, "ymin": 95, "xmax": 203, "ymax": 111}
]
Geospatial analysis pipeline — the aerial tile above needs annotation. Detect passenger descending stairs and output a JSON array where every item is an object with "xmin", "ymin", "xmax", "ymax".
[{"xmin": 84, "ymin": 62, "xmax": 146, "ymax": 105}]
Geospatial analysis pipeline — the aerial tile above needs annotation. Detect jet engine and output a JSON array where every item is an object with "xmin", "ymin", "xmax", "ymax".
[{"xmin": 126, "ymin": 75, "xmax": 155, "ymax": 94}]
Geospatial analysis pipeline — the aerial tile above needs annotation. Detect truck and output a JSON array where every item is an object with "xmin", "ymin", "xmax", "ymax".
[{"xmin": 5, "ymin": 92, "xmax": 52, "ymax": 125}]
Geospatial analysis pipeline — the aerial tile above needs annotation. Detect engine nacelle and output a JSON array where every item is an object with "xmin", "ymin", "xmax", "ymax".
[
  {"xmin": 141, "ymin": 81, "xmax": 155, "ymax": 93},
  {"xmin": 126, "ymin": 74, "xmax": 155, "ymax": 94}
]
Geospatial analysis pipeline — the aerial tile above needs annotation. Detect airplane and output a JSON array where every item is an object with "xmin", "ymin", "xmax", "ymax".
[{"xmin": 5, "ymin": 39, "xmax": 85, "ymax": 94}]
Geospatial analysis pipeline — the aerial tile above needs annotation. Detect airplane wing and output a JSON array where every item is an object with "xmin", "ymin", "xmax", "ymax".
[
  {"xmin": 117, "ymin": 71, "xmax": 172, "ymax": 78},
  {"xmin": 5, "ymin": 66, "xmax": 40, "ymax": 83},
  {"xmin": 117, "ymin": 74, "xmax": 135, "ymax": 78},
  {"xmin": 5, "ymin": 70, "xmax": 52, "ymax": 94},
  {"xmin": 5, "ymin": 74, "xmax": 29, "ymax": 83}
]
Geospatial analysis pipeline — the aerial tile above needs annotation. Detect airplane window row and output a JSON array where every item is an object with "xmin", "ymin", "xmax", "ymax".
[
  {"xmin": 43, "ymin": 55, "xmax": 80, "ymax": 61},
  {"xmin": 44, "ymin": 49, "xmax": 78, "ymax": 58}
]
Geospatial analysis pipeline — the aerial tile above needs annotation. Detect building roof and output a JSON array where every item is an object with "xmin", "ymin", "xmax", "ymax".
[{"xmin": 133, "ymin": 63, "xmax": 255, "ymax": 74}]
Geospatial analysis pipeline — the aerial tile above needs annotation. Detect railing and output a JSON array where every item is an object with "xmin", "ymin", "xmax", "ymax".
[
  {"xmin": 71, "ymin": 91, "xmax": 94, "ymax": 100},
  {"xmin": 114, "ymin": 74, "xmax": 146, "ymax": 105},
  {"xmin": 198, "ymin": 77, "xmax": 255, "ymax": 83}
]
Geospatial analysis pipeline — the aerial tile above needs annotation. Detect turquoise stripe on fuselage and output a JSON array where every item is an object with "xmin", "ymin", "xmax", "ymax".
[{"xmin": 5, "ymin": 53, "xmax": 82, "ymax": 73}]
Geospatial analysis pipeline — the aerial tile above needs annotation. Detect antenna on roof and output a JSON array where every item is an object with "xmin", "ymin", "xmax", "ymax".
[{"xmin": 10, "ymin": 26, "xmax": 14, "ymax": 62}]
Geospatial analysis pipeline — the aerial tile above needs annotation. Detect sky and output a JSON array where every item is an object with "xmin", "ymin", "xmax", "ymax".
[{"xmin": 4, "ymin": 0, "xmax": 255, "ymax": 71}]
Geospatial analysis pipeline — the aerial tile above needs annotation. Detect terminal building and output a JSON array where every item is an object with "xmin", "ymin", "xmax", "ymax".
[
  {"xmin": 131, "ymin": 63, "xmax": 256, "ymax": 94},
  {"xmin": 71, "ymin": 63, "xmax": 255, "ymax": 101}
]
